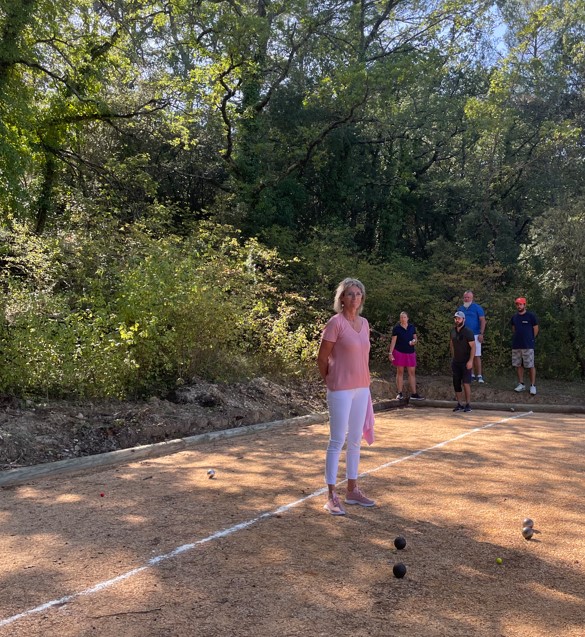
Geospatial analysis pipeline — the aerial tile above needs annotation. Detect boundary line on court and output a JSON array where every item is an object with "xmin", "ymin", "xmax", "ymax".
[{"xmin": 0, "ymin": 410, "xmax": 532, "ymax": 629}]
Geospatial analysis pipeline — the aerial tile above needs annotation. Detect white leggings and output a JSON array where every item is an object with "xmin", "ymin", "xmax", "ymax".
[{"xmin": 325, "ymin": 387, "xmax": 370, "ymax": 485}]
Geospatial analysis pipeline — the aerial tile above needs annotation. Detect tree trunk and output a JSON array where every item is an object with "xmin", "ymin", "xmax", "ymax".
[{"xmin": 34, "ymin": 152, "xmax": 57, "ymax": 235}]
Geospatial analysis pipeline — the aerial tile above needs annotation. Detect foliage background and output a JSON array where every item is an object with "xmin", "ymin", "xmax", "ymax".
[{"xmin": 1, "ymin": 0, "xmax": 584, "ymax": 398}]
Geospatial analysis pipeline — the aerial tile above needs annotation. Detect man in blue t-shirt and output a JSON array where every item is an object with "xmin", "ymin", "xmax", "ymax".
[
  {"xmin": 457, "ymin": 290, "xmax": 486, "ymax": 383},
  {"xmin": 510, "ymin": 297, "xmax": 539, "ymax": 395}
]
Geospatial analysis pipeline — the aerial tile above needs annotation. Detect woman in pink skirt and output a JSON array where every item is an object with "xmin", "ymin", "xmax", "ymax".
[{"xmin": 388, "ymin": 311, "xmax": 423, "ymax": 401}]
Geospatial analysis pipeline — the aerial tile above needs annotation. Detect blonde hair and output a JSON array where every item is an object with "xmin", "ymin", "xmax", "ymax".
[{"xmin": 333, "ymin": 278, "xmax": 366, "ymax": 314}]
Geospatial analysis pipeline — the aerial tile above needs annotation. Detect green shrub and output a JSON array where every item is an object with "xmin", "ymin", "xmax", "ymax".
[
  {"xmin": 1, "ymin": 216, "xmax": 582, "ymax": 401},
  {"xmin": 0, "ymin": 221, "xmax": 320, "ymax": 397},
  {"xmin": 0, "ymin": 292, "xmax": 134, "ymax": 397}
]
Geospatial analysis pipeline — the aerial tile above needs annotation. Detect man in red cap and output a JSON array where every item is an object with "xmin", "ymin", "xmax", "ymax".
[{"xmin": 510, "ymin": 297, "xmax": 539, "ymax": 395}]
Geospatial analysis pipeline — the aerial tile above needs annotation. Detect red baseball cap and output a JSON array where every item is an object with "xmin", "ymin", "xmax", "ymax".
[{"xmin": 515, "ymin": 297, "xmax": 527, "ymax": 304}]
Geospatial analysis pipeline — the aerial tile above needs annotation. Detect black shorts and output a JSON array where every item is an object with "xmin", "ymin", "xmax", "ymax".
[{"xmin": 451, "ymin": 360, "xmax": 472, "ymax": 393}]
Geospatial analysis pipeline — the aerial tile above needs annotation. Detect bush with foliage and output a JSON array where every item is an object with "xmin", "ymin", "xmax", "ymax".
[
  {"xmin": 1, "ymin": 209, "xmax": 583, "ymax": 400},
  {"xmin": 0, "ymin": 220, "xmax": 320, "ymax": 398}
]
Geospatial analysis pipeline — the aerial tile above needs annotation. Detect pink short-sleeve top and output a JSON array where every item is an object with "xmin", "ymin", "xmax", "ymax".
[{"xmin": 321, "ymin": 313, "xmax": 371, "ymax": 391}]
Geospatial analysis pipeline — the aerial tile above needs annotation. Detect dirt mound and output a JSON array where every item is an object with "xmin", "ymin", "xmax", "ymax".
[{"xmin": 0, "ymin": 377, "xmax": 333, "ymax": 470}]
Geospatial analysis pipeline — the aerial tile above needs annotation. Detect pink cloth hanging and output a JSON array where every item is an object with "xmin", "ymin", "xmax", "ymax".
[{"xmin": 362, "ymin": 393, "xmax": 375, "ymax": 445}]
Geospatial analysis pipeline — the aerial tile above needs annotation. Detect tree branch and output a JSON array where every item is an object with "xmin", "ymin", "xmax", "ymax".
[
  {"xmin": 217, "ymin": 61, "xmax": 242, "ymax": 165},
  {"xmin": 287, "ymin": 90, "xmax": 370, "ymax": 179}
]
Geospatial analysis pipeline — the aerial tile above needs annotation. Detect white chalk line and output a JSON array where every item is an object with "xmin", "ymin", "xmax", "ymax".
[{"xmin": 0, "ymin": 410, "xmax": 533, "ymax": 629}]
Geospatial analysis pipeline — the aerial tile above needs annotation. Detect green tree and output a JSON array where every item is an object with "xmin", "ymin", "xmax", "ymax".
[
  {"xmin": 454, "ymin": 0, "xmax": 585, "ymax": 265},
  {"xmin": 524, "ymin": 198, "xmax": 585, "ymax": 376},
  {"xmin": 0, "ymin": 0, "xmax": 169, "ymax": 232}
]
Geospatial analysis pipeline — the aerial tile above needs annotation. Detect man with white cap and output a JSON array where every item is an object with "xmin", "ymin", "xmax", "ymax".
[
  {"xmin": 450, "ymin": 311, "xmax": 476, "ymax": 413},
  {"xmin": 511, "ymin": 297, "xmax": 539, "ymax": 395},
  {"xmin": 457, "ymin": 290, "xmax": 486, "ymax": 383}
]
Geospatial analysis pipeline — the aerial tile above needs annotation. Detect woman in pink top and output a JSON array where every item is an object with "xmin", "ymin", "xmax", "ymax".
[{"xmin": 317, "ymin": 278, "xmax": 375, "ymax": 515}]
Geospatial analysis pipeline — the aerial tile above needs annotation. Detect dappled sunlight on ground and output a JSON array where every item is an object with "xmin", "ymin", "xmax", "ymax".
[{"xmin": 1, "ymin": 407, "xmax": 585, "ymax": 636}]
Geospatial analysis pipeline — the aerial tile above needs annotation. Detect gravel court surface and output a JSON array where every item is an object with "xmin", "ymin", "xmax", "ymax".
[{"xmin": 1, "ymin": 408, "xmax": 585, "ymax": 636}]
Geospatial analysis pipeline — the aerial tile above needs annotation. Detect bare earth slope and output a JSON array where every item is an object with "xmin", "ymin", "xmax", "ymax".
[{"xmin": 1, "ymin": 374, "xmax": 583, "ymax": 470}]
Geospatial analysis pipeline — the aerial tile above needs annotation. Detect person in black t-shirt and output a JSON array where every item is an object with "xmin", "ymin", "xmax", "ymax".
[{"xmin": 450, "ymin": 311, "xmax": 476, "ymax": 413}]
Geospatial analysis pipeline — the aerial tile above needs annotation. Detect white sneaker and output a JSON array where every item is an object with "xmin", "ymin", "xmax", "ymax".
[
  {"xmin": 514, "ymin": 383, "xmax": 526, "ymax": 392},
  {"xmin": 477, "ymin": 376, "xmax": 485, "ymax": 384},
  {"xmin": 530, "ymin": 385, "xmax": 537, "ymax": 395}
]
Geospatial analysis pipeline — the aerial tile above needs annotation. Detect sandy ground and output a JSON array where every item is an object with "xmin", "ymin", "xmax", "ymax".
[{"xmin": 1, "ymin": 406, "xmax": 585, "ymax": 636}]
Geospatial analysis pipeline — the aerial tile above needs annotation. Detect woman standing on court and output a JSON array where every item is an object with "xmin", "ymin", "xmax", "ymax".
[
  {"xmin": 317, "ymin": 277, "xmax": 375, "ymax": 515},
  {"xmin": 388, "ymin": 311, "xmax": 423, "ymax": 401}
]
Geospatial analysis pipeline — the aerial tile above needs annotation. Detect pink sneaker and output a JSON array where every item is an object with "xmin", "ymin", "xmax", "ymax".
[
  {"xmin": 345, "ymin": 487, "xmax": 375, "ymax": 507},
  {"xmin": 324, "ymin": 492, "xmax": 346, "ymax": 515}
]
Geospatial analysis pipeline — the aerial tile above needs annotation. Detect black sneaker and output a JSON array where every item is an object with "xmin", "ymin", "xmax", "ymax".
[
  {"xmin": 453, "ymin": 403, "xmax": 464, "ymax": 412},
  {"xmin": 396, "ymin": 392, "xmax": 404, "ymax": 400},
  {"xmin": 410, "ymin": 393, "xmax": 424, "ymax": 400},
  {"xmin": 463, "ymin": 404, "xmax": 472, "ymax": 412}
]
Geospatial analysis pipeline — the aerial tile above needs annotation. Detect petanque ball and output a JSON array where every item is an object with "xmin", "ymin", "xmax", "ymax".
[
  {"xmin": 394, "ymin": 536, "xmax": 407, "ymax": 550},
  {"xmin": 393, "ymin": 563, "xmax": 407, "ymax": 578},
  {"xmin": 522, "ymin": 526, "xmax": 534, "ymax": 540},
  {"xmin": 523, "ymin": 518, "xmax": 534, "ymax": 528},
  {"xmin": 207, "ymin": 469, "xmax": 216, "ymax": 479}
]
